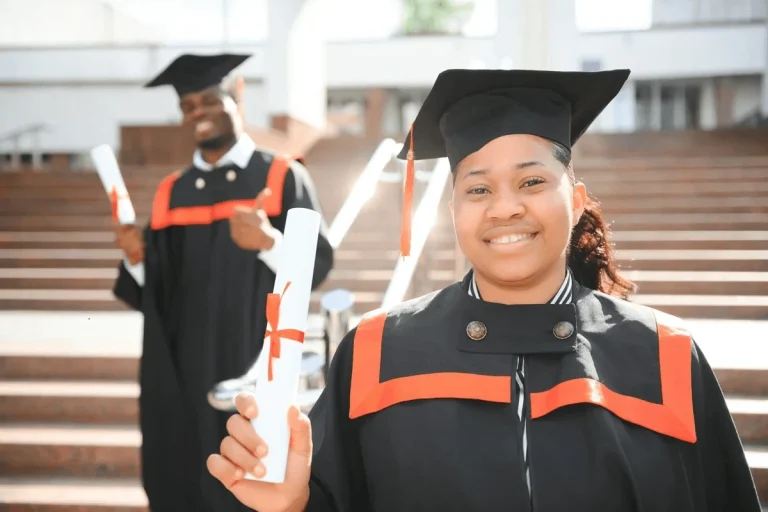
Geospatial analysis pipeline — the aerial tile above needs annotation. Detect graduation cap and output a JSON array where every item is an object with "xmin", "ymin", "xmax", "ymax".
[
  {"xmin": 394, "ymin": 68, "xmax": 630, "ymax": 257},
  {"xmin": 144, "ymin": 53, "xmax": 251, "ymax": 97}
]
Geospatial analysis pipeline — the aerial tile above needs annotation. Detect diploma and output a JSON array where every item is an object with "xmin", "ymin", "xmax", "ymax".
[
  {"xmin": 248, "ymin": 207, "xmax": 320, "ymax": 484},
  {"xmin": 90, "ymin": 144, "xmax": 136, "ymax": 224}
]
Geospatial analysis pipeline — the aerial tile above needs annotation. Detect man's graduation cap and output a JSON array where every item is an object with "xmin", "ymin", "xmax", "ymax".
[
  {"xmin": 395, "ymin": 68, "xmax": 630, "ymax": 257},
  {"xmin": 144, "ymin": 53, "xmax": 251, "ymax": 97}
]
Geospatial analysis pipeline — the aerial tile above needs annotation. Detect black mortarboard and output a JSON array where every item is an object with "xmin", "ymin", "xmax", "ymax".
[
  {"xmin": 144, "ymin": 53, "xmax": 251, "ymax": 97},
  {"xmin": 396, "ymin": 68, "xmax": 630, "ymax": 169},
  {"xmin": 394, "ymin": 68, "xmax": 630, "ymax": 257}
]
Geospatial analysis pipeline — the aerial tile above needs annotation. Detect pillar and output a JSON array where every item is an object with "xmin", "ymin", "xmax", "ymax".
[
  {"xmin": 265, "ymin": 0, "xmax": 327, "ymax": 133},
  {"xmin": 494, "ymin": 0, "xmax": 579, "ymax": 71},
  {"xmin": 363, "ymin": 88, "xmax": 387, "ymax": 141},
  {"xmin": 700, "ymin": 78, "xmax": 717, "ymax": 129},
  {"xmin": 762, "ymin": 18, "xmax": 768, "ymax": 116}
]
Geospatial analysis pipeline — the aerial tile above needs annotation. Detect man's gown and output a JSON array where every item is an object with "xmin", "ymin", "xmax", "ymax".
[{"xmin": 113, "ymin": 147, "xmax": 333, "ymax": 512}]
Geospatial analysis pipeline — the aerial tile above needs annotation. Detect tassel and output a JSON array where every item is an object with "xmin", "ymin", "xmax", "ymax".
[{"xmin": 400, "ymin": 125, "xmax": 415, "ymax": 258}]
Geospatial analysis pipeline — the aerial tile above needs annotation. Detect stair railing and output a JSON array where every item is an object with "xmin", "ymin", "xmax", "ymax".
[
  {"xmin": 380, "ymin": 157, "xmax": 451, "ymax": 309},
  {"xmin": 0, "ymin": 123, "xmax": 52, "ymax": 171}
]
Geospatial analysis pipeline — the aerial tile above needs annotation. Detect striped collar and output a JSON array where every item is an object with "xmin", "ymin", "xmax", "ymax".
[{"xmin": 468, "ymin": 267, "xmax": 573, "ymax": 305}]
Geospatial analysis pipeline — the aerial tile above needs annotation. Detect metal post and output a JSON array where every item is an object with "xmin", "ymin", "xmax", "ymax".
[{"xmin": 320, "ymin": 288, "xmax": 355, "ymax": 379}]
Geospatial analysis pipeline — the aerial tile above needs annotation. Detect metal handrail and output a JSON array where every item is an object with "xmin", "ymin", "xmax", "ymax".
[
  {"xmin": 326, "ymin": 138, "xmax": 402, "ymax": 248},
  {"xmin": 380, "ymin": 157, "xmax": 451, "ymax": 309},
  {"xmin": 0, "ymin": 123, "xmax": 51, "ymax": 144}
]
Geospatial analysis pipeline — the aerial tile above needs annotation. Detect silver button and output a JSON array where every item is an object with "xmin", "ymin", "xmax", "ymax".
[
  {"xmin": 195, "ymin": 177, "xmax": 205, "ymax": 189},
  {"xmin": 226, "ymin": 170, "xmax": 237, "ymax": 182},
  {"xmin": 466, "ymin": 321, "xmax": 487, "ymax": 341},
  {"xmin": 553, "ymin": 321, "xmax": 574, "ymax": 339}
]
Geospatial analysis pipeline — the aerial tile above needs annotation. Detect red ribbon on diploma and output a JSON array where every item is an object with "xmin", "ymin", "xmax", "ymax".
[
  {"xmin": 264, "ymin": 281, "xmax": 306, "ymax": 381},
  {"xmin": 109, "ymin": 187, "xmax": 120, "ymax": 223},
  {"xmin": 109, "ymin": 186, "xmax": 129, "ymax": 223}
]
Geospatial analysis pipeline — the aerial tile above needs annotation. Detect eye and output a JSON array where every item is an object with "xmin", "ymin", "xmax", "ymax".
[
  {"xmin": 466, "ymin": 186, "xmax": 489, "ymax": 195},
  {"xmin": 521, "ymin": 177, "xmax": 546, "ymax": 188}
]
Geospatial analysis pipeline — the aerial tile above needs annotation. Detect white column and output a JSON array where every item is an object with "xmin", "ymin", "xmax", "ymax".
[
  {"xmin": 494, "ymin": 0, "xmax": 580, "ymax": 71},
  {"xmin": 700, "ymin": 78, "xmax": 717, "ymax": 129},
  {"xmin": 612, "ymin": 80, "xmax": 637, "ymax": 132},
  {"xmin": 546, "ymin": 0, "xmax": 580, "ymax": 71},
  {"xmin": 673, "ymin": 85, "xmax": 687, "ymax": 130},
  {"xmin": 265, "ymin": 0, "xmax": 327, "ymax": 130},
  {"xmin": 762, "ymin": 18, "xmax": 768, "ymax": 116},
  {"xmin": 493, "ymin": 0, "xmax": 524, "ymax": 69}
]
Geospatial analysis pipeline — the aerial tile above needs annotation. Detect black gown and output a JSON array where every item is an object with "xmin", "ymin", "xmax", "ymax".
[
  {"xmin": 305, "ymin": 272, "xmax": 761, "ymax": 511},
  {"xmin": 113, "ymin": 151, "xmax": 334, "ymax": 512}
]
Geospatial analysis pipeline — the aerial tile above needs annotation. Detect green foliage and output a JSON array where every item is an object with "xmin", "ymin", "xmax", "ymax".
[{"xmin": 401, "ymin": 0, "xmax": 475, "ymax": 36}]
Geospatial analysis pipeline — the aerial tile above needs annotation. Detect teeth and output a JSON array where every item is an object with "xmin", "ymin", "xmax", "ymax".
[
  {"xmin": 488, "ymin": 233, "xmax": 534, "ymax": 244},
  {"xmin": 196, "ymin": 121, "xmax": 213, "ymax": 133}
]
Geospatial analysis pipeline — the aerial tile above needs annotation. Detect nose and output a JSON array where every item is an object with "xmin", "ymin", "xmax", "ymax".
[
  {"xmin": 190, "ymin": 105, "xmax": 206, "ymax": 121},
  {"xmin": 486, "ymin": 190, "xmax": 525, "ymax": 220}
]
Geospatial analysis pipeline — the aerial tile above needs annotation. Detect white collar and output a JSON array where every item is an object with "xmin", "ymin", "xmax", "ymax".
[{"xmin": 193, "ymin": 134, "xmax": 257, "ymax": 172}]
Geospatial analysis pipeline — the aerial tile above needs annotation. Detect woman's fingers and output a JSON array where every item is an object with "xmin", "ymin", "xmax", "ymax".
[
  {"xmin": 219, "ymin": 436, "xmax": 266, "ymax": 479},
  {"xmin": 206, "ymin": 453, "xmax": 245, "ymax": 489},
  {"xmin": 235, "ymin": 392, "xmax": 258, "ymax": 419},
  {"xmin": 227, "ymin": 412, "xmax": 268, "ymax": 458}
]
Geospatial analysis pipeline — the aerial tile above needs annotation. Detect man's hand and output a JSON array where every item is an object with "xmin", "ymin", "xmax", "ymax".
[
  {"xmin": 114, "ymin": 224, "xmax": 144, "ymax": 265},
  {"xmin": 230, "ymin": 188, "xmax": 277, "ymax": 251}
]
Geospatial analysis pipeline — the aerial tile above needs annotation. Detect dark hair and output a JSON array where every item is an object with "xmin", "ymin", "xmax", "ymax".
[{"xmin": 552, "ymin": 142, "xmax": 636, "ymax": 299}]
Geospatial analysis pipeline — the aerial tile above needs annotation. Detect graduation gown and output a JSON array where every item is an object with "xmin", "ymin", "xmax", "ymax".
[
  {"xmin": 306, "ymin": 273, "xmax": 761, "ymax": 511},
  {"xmin": 113, "ymin": 151, "xmax": 333, "ymax": 512}
]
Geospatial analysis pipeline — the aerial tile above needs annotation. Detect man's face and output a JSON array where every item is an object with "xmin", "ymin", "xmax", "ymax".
[{"xmin": 179, "ymin": 86, "xmax": 241, "ymax": 150}]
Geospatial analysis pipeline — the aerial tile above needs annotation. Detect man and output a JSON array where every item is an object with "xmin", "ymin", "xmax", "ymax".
[{"xmin": 112, "ymin": 53, "xmax": 334, "ymax": 512}]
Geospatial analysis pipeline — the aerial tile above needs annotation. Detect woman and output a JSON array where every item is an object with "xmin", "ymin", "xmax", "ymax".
[{"xmin": 206, "ymin": 68, "xmax": 761, "ymax": 511}]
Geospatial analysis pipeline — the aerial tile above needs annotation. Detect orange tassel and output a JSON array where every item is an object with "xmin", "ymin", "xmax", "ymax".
[
  {"xmin": 109, "ymin": 186, "xmax": 119, "ymax": 223},
  {"xmin": 400, "ymin": 125, "xmax": 415, "ymax": 258}
]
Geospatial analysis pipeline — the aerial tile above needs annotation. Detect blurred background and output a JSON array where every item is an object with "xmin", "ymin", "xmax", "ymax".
[{"xmin": 0, "ymin": 0, "xmax": 767, "ymax": 509}]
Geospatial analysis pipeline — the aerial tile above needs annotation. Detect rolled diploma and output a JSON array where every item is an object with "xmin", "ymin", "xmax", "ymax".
[
  {"xmin": 248, "ymin": 207, "xmax": 321, "ymax": 484},
  {"xmin": 90, "ymin": 144, "xmax": 136, "ymax": 224}
]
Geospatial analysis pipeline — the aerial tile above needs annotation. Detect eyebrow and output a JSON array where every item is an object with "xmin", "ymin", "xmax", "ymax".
[{"xmin": 462, "ymin": 161, "xmax": 545, "ymax": 180}]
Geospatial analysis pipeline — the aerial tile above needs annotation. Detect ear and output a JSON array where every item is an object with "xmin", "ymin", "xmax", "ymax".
[{"xmin": 571, "ymin": 180, "xmax": 587, "ymax": 227}]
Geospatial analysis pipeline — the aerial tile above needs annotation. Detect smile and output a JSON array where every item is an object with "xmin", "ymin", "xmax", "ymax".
[
  {"xmin": 486, "ymin": 233, "xmax": 536, "ymax": 244},
  {"xmin": 196, "ymin": 121, "xmax": 214, "ymax": 133}
]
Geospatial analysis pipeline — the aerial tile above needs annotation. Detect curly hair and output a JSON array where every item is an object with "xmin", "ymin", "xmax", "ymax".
[{"xmin": 551, "ymin": 142, "xmax": 637, "ymax": 299}]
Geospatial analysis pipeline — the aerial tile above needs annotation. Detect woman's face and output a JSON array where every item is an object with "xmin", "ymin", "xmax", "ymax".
[{"xmin": 450, "ymin": 134, "xmax": 587, "ymax": 286}]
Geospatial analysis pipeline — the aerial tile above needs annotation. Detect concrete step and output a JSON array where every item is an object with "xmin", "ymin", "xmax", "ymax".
[
  {"xmin": 0, "ymin": 421, "xmax": 764, "ymax": 500},
  {"xmin": 0, "ymin": 380, "xmax": 139, "ymax": 424},
  {"xmin": 4, "ymin": 248, "xmax": 768, "ymax": 271},
  {"xmin": 0, "ymin": 477, "xmax": 147, "ymax": 512},
  {"xmin": 5, "ymin": 230, "xmax": 768, "ymax": 252},
  {"xmin": 2, "ymin": 211, "xmax": 768, "ymax": 232},
  {"xmin": 427, "ymin": 270, "xmax": 768, "ymax": 296},
  {"xmin": 0, "ymin": 289, "xmax": 385, "ymax": 314},
  {"xmin": 7, "ymin": 195, "xmax": 768, "ymax": 216},
  {"xmin": 6, "ymin": 268, "xmax": 768, "ymax": 299},
  {"xmin": 748, "ymin": 446, "xmax": 768, "ymax": 503},
  {"xmin": 0, "ymin": 423, "xmax": 140, "ymax": 478},
  {"xmin": 629, "ymin": 294, "xmax": 768, "ymax": 320},
  {"xmin": 1, "ymin": 376, "xmax": 765, "ymax": 443}
]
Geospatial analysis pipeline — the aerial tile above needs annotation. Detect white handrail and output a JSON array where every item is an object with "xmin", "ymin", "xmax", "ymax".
[
  {"xmin": 326, "ymin": 138, "xmax": 402, "ymax": 248},
  {"xmin": 380, "ymin": 157, "xmax": 451, "ymax": 309}
]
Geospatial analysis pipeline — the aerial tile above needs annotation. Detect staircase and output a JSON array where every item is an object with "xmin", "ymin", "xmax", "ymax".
[{"xmin": 1, "ymin": 132, "xmax": 768, "ymax": 509}]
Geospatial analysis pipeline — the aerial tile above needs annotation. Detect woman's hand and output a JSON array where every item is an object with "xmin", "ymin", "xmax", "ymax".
[{"xmin": 207, "ymin": 393, "xmax": 313, "ymax": 512}]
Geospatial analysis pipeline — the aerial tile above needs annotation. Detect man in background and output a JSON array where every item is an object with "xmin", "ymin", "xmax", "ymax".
[{"xmin": 113, "ymin": 53, "xmax": 334, "ymax": 512}]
